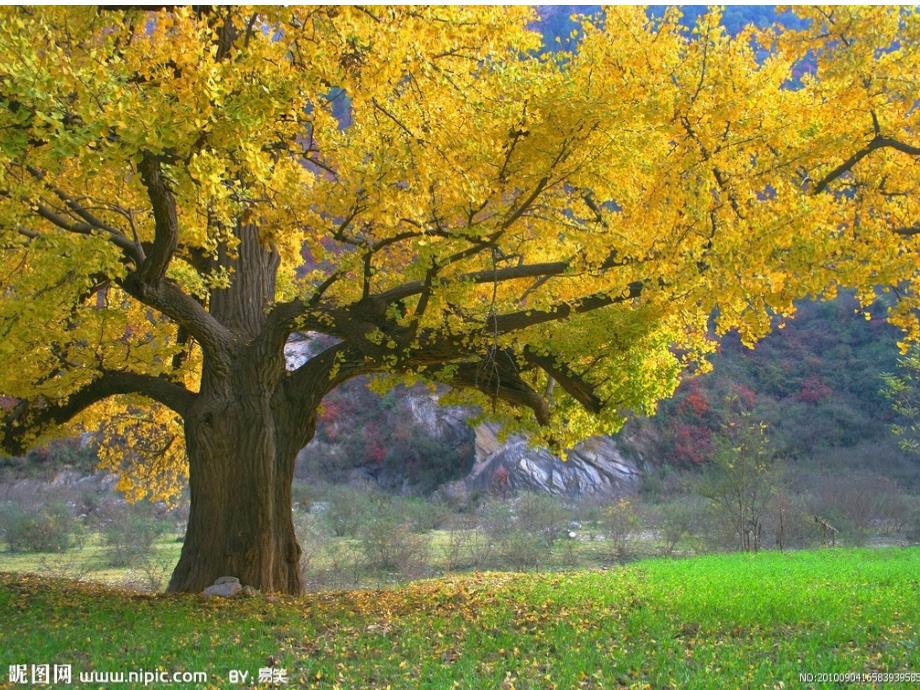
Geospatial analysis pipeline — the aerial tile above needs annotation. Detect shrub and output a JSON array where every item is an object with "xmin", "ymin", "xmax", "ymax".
[
  {"xmin": 695, "ymin": 417, "xmax": 781, "ymax": 553},
  {"xmin": 394, "ymin": 495, "xmax": 451, "ymax": 532},
  {"xmin": 434, "ymin": 482, "xmax": 481, "ymax": 514},
  {"xmin": 36, "ymin": 552, "xmax": 95, "ymax": 581},
  {"xmin": 0, "ymin": 501, "xmax": 81, "ymax": 553},
  {"xmin": 764, "ymin": 489, "xmax": 819, "ymax": 550},
  {"xmin": 315, "ymin": 540, "xmax": 364, "ymax": 590},
  {"xmin": 655, "ymin": 495, "xmax": 707, "ymax": 556},
  {"xmin": 119, "ymin": 559, "xmax": 173, "ymax": 592},
  {"xmin": 321, "ymin": 484, "xmax": 382, "ymax": 537},
  {"xmin": 475, "ymin": 494, "xmax": 564, "ymax": 570},
  {"xmin": 496, "ymin": 529, "xmax": 545, "ymax": 570},
  {"xmin": 513, "ymin": 493, "xmax": 571, "ymax": 547},
  {"xmin": 291, "ymin": 480, "xmax": 322, "ymax": 511},
  {"xmin": 807, "ymin": 472, "xmax": 914, "ymax": 545},
  {"xmin": 294, "ymin": 511, "xmax": 332, "ymax": 586},
  {"xmin": 569, "ymin": 495, "xmax": 608, "ymax": 527},
  {"xmin": 443, "ymin": 514, "xmax": 488, "ymax": 572},
  {"xmin": 358, "ymin": 514, "xmax": 430, "ymax": 579},
  {"xmin": 103, "ymin": 513, "xmax": 167, "ymax": 567},
  {"xmin": 906, "ymin": 497, "xmax": 920, "ymax": 544},
  {"xmin": 602, "ymin": 498, "xmax": 640, "ymax": 558},
  {"xmin": 477, "ymin": 497, "xmax": 514, "ymax": 539}
]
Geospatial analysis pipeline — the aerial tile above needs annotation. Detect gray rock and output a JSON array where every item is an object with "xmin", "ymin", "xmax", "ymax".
[
  {"xmin": 201, "ymin": 583, "xmax": 241, "ymax": 598},
  {"xmin": 284, "ymin": 334, "xmax": 321, "ymax": 371},
  {"xmin": 241, "ymin": 585, "xmax": 260, "ymax": 597},
  {"xmin": 201, "ymin": 577, "xmax": 242, "ymax": 598},
  {"xmin": 467, "ymin": 423, "xmax": 641, "ymax": 498}
]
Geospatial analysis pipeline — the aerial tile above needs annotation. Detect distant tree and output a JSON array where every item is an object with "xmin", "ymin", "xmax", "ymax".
[
  {"xmin": 881, "ymin": 348, "xmax": 920, "ymax": 455},
  {"xmin": 697, "ymin": 414, "xmax": 781, "ymax": 552}
]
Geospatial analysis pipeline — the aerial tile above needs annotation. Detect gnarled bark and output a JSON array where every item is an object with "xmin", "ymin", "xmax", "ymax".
[
  {"xmin": 168, "ymin": 350, "xmax": 314, "ymax": 594},
  {"xmin": 168, "ymin": 223, "xmax": 311, "ymax": 594}
]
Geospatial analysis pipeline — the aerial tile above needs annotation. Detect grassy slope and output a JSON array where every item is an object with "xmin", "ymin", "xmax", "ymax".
[{"xmin": 1, "ymin": 548, "xmax": 918, "ymax": 689}]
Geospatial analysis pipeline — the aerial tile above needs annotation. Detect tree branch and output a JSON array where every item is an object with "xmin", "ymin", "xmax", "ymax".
[
  {"xmin": 103, "ymin": 154, "xmax": 236, "ymax": 358},
  {"xmin": 283, "ymin": 341, "xmax": 372, "ymax": 410},
  {"xmin": 1, "ymin": 371, "xmax": 195, "ymax": 456},
  {"xmin": 136, "ymin": 154, "xmax": 179, "ymax": 284},
  {"xmin": 491, "ymin": 280, "xmax": 644, "ymax": 334},
  {"xmin": 522, "ymin": 346, "xmax": 602, "ymax": 413},
  {"xmin": 375, "ymin": 250, "xmax": 631, "ymax": 305},
  {"xmin": 120, "ymin": 274, "xmax": 234, "ymax": 357},
  {"xmin": 34, "ymin": 202, "xmax": 144, "ymax": 263},
  {"xmin": 27, "ymin": 159, "xmax": 232, "ymax": 357},
  {"xmin": 425, "ymin": 354, "xmax": 551, "ymax": 426},
  {"xmin": 814, "ymin": 135, "xmax": 920, "ymax": 194},
  {"xmin": 376, "ymin": 259, "xmax": 573, "ymax": 304}
]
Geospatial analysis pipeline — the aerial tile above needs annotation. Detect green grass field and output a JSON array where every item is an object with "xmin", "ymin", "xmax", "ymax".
[{"xmin": 1, "ymin": 548, "xmax": 918, "ymax": 689}]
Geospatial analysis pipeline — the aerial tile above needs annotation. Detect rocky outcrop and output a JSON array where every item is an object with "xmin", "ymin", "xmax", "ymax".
[
  {"xmin": 287, "ymin": 333, "xmax": 643, "ymax": 497},
  {"xmin": 400, "ymin": 391, "xmax": 472, "ymax": 449},
  {"xmin": 465, "ymin": 423, "xmax": 641, "ymax": 498}
]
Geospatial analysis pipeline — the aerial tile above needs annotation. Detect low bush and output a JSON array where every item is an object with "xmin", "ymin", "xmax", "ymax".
[
  {"xmin": 807, "ymin": 472, "xmax": 913, "ymax": 545},
  {"xmin": 102, "ymin": 513, "xmax": 168, "ymax": 567},
  {"xmin": 443, "ymin": 514, "xmax": 488, "ymax": 571},
  {"xmin": 513, "ymin": 493, "xmax": 571, "ymax": 547},
  {"xmin": 602, "ymin": 498, "xmax": 640, "ymax": 558},
  {"xmin": 119, "ymin": 559, "xmax": 173, "ymax": 593},
  {"xmin": 358, "ymin": 513, "xmax": 431, "ymax": 578},
  {"xmin": 321, "ymin": 484, "xmax": 382, "ymax": 537},
  {"xmin": 0, "ymin": 501, "xmax": 82, "ymax": 553},
  {"xmin": 291, "ymin": 480, "xmax": 322, "ymax": 511},
  {"xmin": 654, "ymin": 495, "xmax": 708, "ymax": 555},
  {"xmin": 495, "ymin": 529, "xmax": 545, "ymax": 570},
  {"xmin": 474, "ymin": 494, "xmax": 567, "ymax": 570},
  {"xmin": 477, "ymin": 497, "xmax": 513, "ymax": 539},
  {"xmin": 764, "ymin": 490, "xmax": 820, "ymax": 550},
  {"xmin": 394, "ymin": 495, "xmax": 451, "ymax": 532},
  {"xmin": 294, "ymin": 511, "xmax": 332, "ymax": 585},
  {"xmin": 906, "ymin": 497, "xmax": 920, "ymax": 543}
]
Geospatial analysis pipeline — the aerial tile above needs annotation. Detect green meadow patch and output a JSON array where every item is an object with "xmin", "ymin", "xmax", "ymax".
[{"xmin": 1, "ymin": 548, "xmax": 918, "ymax": 689}]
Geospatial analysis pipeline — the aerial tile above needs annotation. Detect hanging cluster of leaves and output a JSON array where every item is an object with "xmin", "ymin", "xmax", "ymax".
[{"xmin": 0, "ymin": 7, "xmax": 918, "ymax": 498}]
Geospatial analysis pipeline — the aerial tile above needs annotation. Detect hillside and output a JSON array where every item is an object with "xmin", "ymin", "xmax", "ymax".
[
  {"xmin": 2, "ymin": 548, "xmax": 918, "ymax": 689},
  {"xmin": 643, "ymin": 295, "xmax": 911, "ymax": 478},
  {"xmin": 291, "ymin": 293, "xmax": 916, "ymax": 494}
]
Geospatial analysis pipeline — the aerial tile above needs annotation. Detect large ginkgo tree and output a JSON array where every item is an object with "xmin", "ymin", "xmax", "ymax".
[{"xmin": 1, "ymin": 6, "xmax": 918, "ymax": 592}]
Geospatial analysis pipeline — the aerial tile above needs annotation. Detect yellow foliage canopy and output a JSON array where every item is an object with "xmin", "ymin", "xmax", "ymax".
[{"xmin": 0, "ymin": 7, "xmax": 918, "ymax": 501}]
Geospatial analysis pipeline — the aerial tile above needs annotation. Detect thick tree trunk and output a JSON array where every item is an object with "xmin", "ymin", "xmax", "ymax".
[
  {"xmin": 167, "ymin": 368, "xmax": 313, "ymax": 594},
  {"xmin": 167, "ymin": 223, "xmax": 317, "ymax": 594}
]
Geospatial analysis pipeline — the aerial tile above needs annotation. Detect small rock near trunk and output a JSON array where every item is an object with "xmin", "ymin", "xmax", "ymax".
[{"xmin": 201, "ymin": 576, "xmax": 242, "ymax": 598}]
